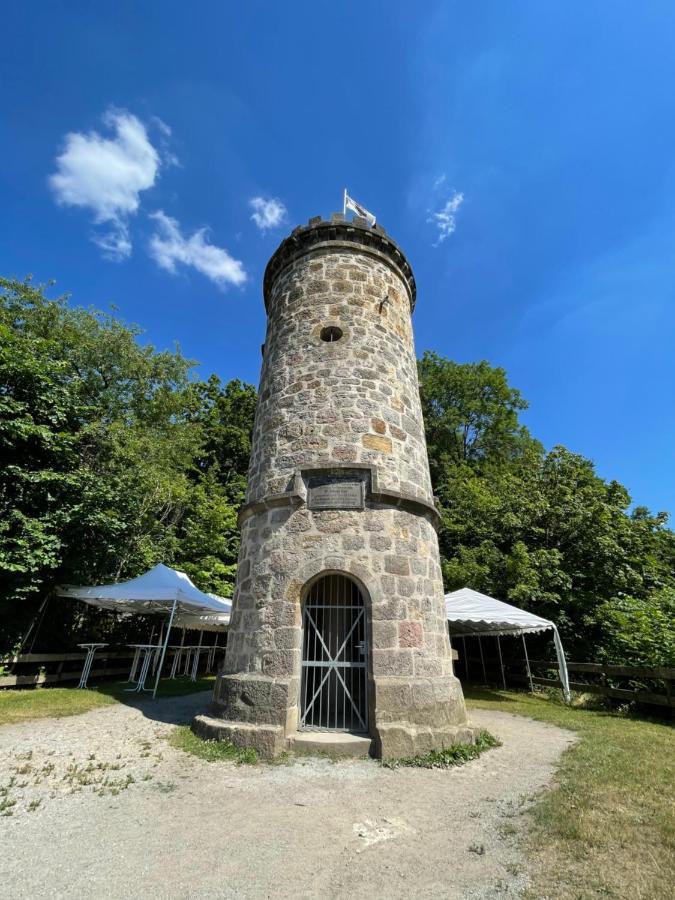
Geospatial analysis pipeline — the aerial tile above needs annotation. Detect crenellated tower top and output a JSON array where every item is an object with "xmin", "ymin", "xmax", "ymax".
[{"xmin": 263, "ymin": 213, "xmax": 417, "ymax": 312}]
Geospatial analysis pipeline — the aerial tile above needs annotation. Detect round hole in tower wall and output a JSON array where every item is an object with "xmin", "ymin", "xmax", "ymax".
[{"xmin": 320, "ymin": 326, "xmax": 343, "ymax": 343}]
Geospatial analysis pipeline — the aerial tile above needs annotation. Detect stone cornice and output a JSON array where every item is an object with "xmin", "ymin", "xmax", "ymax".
[
  {"xmin": 263, "ymin": 215, "xmax": 417, "ymax": 312},
  {"xmin": 239, "ymin": 463, "xmax": 440, "ymax": 530}
]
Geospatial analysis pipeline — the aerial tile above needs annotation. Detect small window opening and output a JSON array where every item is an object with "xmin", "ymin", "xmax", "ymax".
[{"xmin": 320, "ymin": 325, "xmax": 343, "ymax": 343}]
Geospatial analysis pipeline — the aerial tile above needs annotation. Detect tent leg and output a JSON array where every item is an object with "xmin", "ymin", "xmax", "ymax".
[
  {"xmin": 478, "ymin": 636, "xmax": 487, "ymax": 685},
  {"xmin": 22, "ymin": 596, "xmax": 50, "ymax": 655},
  {"xmin": 153, "ymin": 622, "xmax": 164, "ymax": 674},
  {"xmin": 496, "ymin": 635, "xmax": 506, "ymax": 690},
  {"xmin": 552, "ymin": 625, "xmax": 571, "ymax": 703},
  {"xmin": 462, "ymin": 636, "xmax": 468, "ymax": 681},
  {"xmin": 152, "ymin": 596, "xmax": 178, "ymax": 699},
  {"xmin": 208, "ymin": 633, "xmax": 219, "ymax": 673},
  {"xmin": 522, "ymin": 634, "xmax": 534, "ymax": 693}
]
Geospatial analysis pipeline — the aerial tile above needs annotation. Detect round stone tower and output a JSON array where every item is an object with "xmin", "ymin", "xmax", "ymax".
[{"xmin": 195, "ymin": 213, "xmax": 475, "ymax": 758}]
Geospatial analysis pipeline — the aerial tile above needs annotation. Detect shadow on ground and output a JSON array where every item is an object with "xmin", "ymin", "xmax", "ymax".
[{"xmin": 93, "ymin": 680, "xmax": 214, "ymax": 726}]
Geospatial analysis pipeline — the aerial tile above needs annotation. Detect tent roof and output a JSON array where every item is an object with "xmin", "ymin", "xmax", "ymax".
[
  {"xmin": 57, "ymin": 564, "xmax": 231, "ymax": 618},
  {"xmin": 445, "ymin": 587, "xmax": 554, "ymax": 637}
]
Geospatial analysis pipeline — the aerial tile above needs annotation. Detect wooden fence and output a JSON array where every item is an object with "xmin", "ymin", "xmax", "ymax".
[
  {"xmin": 510, "ymin": 659, "xmax": 675, "ymax": 708},
  {"xmin": 0, "ymin": 650, "xmax": 138, "ymax": 688},
  {"xmin": 0, "ymin": 646, "xmax": 224, "ymax": 689}
]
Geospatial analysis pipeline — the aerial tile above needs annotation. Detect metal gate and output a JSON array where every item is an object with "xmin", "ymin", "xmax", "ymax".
[{"xmin": 300, "ymin": 574, "xmax": 368, "ymax": 733}]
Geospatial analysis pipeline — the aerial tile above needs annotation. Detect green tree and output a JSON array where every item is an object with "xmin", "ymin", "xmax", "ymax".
[
  {"xmin": 418, "ymin": 351, "xmax": 675, "ymax": 664},
  {"xmin": 0, "ymin": 278, "xmax": 255, "ymax": 650}
]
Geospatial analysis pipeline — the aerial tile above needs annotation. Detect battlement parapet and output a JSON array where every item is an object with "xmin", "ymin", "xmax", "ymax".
[{"xmin": 264, "ymin": 215, "xmax": 417, "ymax": 311}]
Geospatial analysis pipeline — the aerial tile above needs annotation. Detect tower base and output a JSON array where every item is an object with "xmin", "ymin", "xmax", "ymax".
[{"xmin": 193, "ymin": 671, "xmax": 479, "ymax": 760}]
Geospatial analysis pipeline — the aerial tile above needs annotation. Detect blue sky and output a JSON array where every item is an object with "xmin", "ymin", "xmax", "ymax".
[{"xmin": 2, "ymin": 1, "xmax": 674, "ymax": 515}]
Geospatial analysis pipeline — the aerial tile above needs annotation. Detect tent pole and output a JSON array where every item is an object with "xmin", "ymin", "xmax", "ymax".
[
  {"xmin": 208, "ymin": 632, "xmax": 219, "ymax": 673},
  {"xmin": 18, "ymin": 596, "xmax": 50, "ymax": 656},
  {"xmin": 478, "ymin": 636, "xmax": 487, "ymax": 684},
  {"xmin": 153, "ymin": 621, "xmax": 165, "ymax": 674},
  {"xmin": 496, "ymin": 635, "xmax": 506, "ymax": 690},
  {"xmin": 552, "ymin": 625, "xmax": 571, "ymax": 703},
  {"xmin": 152, "ymin": 596, "xmax": 178, "ymax": 699},
  {"xmin": 522, "ymin": 634, "xmax": 534, "ymax": 693},
  {"xmin": 462, "ymin": 636, "xmax": 468, "ymax": 680}
]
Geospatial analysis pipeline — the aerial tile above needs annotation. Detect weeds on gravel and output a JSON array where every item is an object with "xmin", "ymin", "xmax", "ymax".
[
  {"xmin": 381, "ymin": 729, "xmax": 500, "ymax": 769},
  {"xmin": 0, "ymin": 796, "xmax": 16, "ymax": 815},
  {"xmin": 169, "ymin": 725, "xmax": 258, "ymax": 765}
]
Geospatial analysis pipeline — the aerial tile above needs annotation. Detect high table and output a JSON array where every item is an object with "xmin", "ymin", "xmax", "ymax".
[
  {"xmin": 126, "ymin": 645, "xmax": 144, "ymax": 683},
  {"xmin": 77, "ymin": 643, "xmax": 108, "ymax": 689},
  {"xmin": 169, "ymin": 645, "xmax": 186, "ymax": 679},
  {"xmin": 125, "ymin": 644, "xmax": 157, "ymax": 693}
]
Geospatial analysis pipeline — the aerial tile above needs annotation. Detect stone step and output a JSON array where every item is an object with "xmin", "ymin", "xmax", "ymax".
[{"xmin": 286, "ymin": 731, "xmax": 372, "ymax": 759}]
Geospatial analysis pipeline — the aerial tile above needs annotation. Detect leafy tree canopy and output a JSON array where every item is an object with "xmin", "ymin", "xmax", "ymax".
[
  {"xmin": 418, "ymin": 350, "xmax": 675, "ymax": 665},
  {"xmin": 0, "ymin": 278, "xmax": 255, "ymax": 649}
]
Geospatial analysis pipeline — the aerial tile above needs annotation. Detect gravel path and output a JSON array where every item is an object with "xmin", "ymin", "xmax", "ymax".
[{"xmin": 0, "ymin": 692, "xmax": 576, "ymax": 899}]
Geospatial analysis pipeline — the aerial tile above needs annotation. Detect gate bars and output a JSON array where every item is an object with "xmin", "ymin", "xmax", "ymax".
[{"xmin": 300, "ymin": 574, "xmax": 368, "ymax": 733}]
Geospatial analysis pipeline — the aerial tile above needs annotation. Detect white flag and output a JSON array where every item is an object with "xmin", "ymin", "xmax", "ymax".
[{"xmin": 344, "ymin": 190, "xmax": 376, "ymax": 226}]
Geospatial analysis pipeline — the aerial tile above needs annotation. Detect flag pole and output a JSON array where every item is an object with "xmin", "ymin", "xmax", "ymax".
[{"xmin": 343, "ymin": 188, "xmax": 347, "ymax": 216}]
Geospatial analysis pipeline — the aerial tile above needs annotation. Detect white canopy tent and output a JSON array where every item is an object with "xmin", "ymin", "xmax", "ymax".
[
  {"xmin": 445, "ymin": 587, "xmax": 570, "ymax": 702},
  {"xmin": 57, "ymin": 564, "xmax": 231, "ymax": 697}
]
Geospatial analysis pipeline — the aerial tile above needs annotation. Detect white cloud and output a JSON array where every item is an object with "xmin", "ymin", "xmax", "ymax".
[
  {"xmin": 428, "ymin": 190, "xmax": 464, "ymax": 246},
  {"xmin": 49, "ymin": 109, "xmax": 164, "ymax": 260},
  {"xmin": 148, "ymin": 211, "xmax": 247, "ymax": 288},
  {"xmin": 249, "ymin": 196, "xmax": 287, "ymax": 232}
]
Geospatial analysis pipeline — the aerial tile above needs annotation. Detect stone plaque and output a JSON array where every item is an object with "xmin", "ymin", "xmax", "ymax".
[{"xmin": 308, "ymin": 480, "xmax": 364, "ymax": 510}]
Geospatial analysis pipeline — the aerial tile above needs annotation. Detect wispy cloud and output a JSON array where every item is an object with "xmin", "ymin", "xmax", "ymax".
[
  {"xmin": 148, "ymin": 211, "xmax": 247, "ymax": 288},
  {"xmin": 428, "ymin": 189, "xmax": 465, "ymax": 246},
  {"xmin": 249, "ymin": 196, "xmax": 287, "ymax": 232},
  {"xmin": 49, "ymin": 109, "xmax": 167, "ymax": 260}
]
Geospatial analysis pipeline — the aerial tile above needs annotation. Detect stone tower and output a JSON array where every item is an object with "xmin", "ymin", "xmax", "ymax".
[{"xmin": 195, "ymin": 213, "xmax": 474, "ymax": 758}]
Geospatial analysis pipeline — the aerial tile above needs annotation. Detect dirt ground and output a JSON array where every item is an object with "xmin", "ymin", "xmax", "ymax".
[{"xmin": 0, "ymin": 690, "xmax": 576, "ymax": 899}]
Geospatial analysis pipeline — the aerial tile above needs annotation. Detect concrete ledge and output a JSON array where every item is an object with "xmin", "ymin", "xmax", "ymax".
[
  {"xmin": 192, "ymin": 715, "xmax": 285, "ymax": 759},
  {"xmin": 286, "ymin": 731, "xmax": 372, "ymax": 759}
]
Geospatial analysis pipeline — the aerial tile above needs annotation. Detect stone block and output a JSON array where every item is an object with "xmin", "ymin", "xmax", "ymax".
[
  {"xmin": 384, "ymin": 555, "xmax": 410, "ymax": 576},
  {"xmin": 371, "ymin": 619, "xmax": 397, "ymax": 648},
  {"xmin": 398, "ymin": 620, "xmax": 423, "ymax": 648},
  {"xmin": 192, "ymin": 716, "xmax": 286, "ymax": 759},
  {"xmin": 372, "ymin": 649, "xmax": 414, "ymax": 676},
  {"xmin": 274, "ymin": 626, "xmax": 302, "ymax": 650},
  {"xmin": 261, "ymin": 649, "xmax": 300, "ymax": 678},
  {"xmin": 362, "ymin": 434, "xmax": 392, "ymax": 453}
]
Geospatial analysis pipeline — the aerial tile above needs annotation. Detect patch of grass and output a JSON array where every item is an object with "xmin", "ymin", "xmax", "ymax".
[
  {"xmin": 0, "ymin": 676, "xmax": 216, "ymax": 726},
  {"xmin": 382, "ymin": 729, "xmax": 500, "ymax": 769},
  {"xmin": 465, "ymin": 687, "xmax": 675, "ymax": 899},
  {"xmin": 168, "ymin": 725, "xmax": 258, "ymax": 765},
  {"xmin": 0, "ymin": 687, "xmax": 116, "ymax": 725}
]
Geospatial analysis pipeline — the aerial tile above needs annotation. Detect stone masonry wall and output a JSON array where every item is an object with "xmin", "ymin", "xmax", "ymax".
[
  {"xmin": 215, "ymin": 502, "xmax": 468, "ymax": 746},
  {"xmin": 207, "ymin": 219, "xmax": 473, "ymax": 758},
  {"xmin": 246, "ymin": 245, "xmax": 434, "ymax": 504}
]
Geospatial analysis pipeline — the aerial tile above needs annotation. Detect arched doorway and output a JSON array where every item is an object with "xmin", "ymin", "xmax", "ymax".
[{"xmin": 300, "ymin": 573, "xmax": 368, "ymax": 733}]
